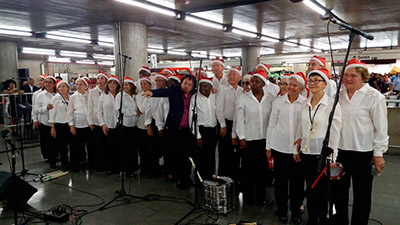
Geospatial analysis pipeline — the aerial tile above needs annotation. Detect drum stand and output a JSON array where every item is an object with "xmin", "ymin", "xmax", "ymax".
[{"xmin": 174, "ymin": 158, "xmax": 204, "ymax": 225}]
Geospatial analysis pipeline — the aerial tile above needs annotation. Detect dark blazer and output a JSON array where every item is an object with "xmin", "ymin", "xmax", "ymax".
[
  {"xmin": 151, "ymin": 86, "xmax": 184, "ymax": 129},
  {"xmin": 21, "ymin": 85, "xmax": 39, "ymax": 104}
]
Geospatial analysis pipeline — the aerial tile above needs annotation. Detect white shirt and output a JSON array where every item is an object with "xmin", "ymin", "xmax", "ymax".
[
  {"xmin": 87, "ymin": 86, "xmax": 104, "ymax": 126},
  {"xmin": 155, "ymin": 97, "xmax": 169, "ymax": 131},
  {"xmin": 145, "ymin": 97, "xmax": 161, "ymax": 126},
  {"xmin": 31, "ymin": 89, "xmax": 43, "ymax": 122},
  {"xmin": 67, "ymin": 91, "xmax": 89, "ymax": 128},
  {"xmin": 97, "ymin": 92, "xmax": 117, "ymax": 129},
  {"xmin": 263, "ymin": 80, "xmax": 280, "ymax": 99},
  {"xmin": 236, "ymin": 90, "xmax": 274, "ymax": 141},
  {"xmin": 338, "ymin": 84, "xmax": 388, "ymax": 156},
  {"xmin": 49, "ymin": 93, "xmax": 69, "ymax": 124},
  {"xmin": 300, "ymin": 94, "xmax": 342, "ymax": 161},
  {"xmin": 135, "ymin": 80, "xmax": 142, "ymax": 93},
  {"xmin": 216, "ymin": 84, "xmax": 243, "ymax": 127},
  {"xmin": 115, "ymin": 92, "xmax": 138, "ymax": 127},
  {"xmin": 189, "ymin": 92, "xmax": 218, "ymax": 139},
  {"xmin": 266, "ymin": 94, "xmax": 306, "ymax": 154},
  {"xmin": 135, "ymin": 93, "xmax": 150, "ymax": 130},
  {"xmin": 34, "ymin": 90, "xmax": 55, "ymax": 126},
  {"xmin": 213, "ymin": 75, "xmax": 228, "ymax": 90},
  {"xmin": 325, "ymin": 79, "xmax": 338, "ymax": 97}
]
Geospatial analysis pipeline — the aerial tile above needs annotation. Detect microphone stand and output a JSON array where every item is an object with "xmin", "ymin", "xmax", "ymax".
[
  {"xmin": 175, "ymin": 59, "xmax": 204, "ymax": 225},
  {"xmin": 316, "ymin": 19, "xmax": 374, "ymax": 223},
  {"xmin": 99, "ymin": 53, "xmax": 146, "ymax": 211}
]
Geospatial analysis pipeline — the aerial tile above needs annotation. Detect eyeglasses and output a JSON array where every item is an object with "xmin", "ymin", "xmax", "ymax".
[
  {"xmin": 278, "ymin": 82, "xmax": 287, "ymax": 86},
  {"xmin": 307, "ymin": 79, "xmax": 325, "ymax": 84},
  {"xmin": 243, "ymin": 81, "xmax": 250, "ymax": 85}
]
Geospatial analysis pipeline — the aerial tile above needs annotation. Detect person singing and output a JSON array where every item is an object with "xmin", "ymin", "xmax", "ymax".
[{"xmin": 332, "ymin": 59, "xmax": 389, "ymax": 225}]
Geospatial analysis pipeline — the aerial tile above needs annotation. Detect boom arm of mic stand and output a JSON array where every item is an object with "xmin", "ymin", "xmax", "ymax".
[{"xmin": 330, "ymin": 18, "xmax": 374, "ymax": 40}]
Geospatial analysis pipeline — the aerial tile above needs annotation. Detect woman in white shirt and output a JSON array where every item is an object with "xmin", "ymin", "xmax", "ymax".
[
  {"xmin": 236, "ymin": 70, "xmax": 274, "ymax": 205},
  {"xmin": 333, "ymin": 59, "xmax": 388, "ymax": 225},
  {"xmin": 294, "ymin": 68, "xmax": 341, "ymax": 225},
  {"xmin": 115, "ymin": 76, "xmax": 138, "ymax": 177},
  {"xmin": 32, "ymin": 74, "xmax": 46, "ymax": 129},
  {"xmin": 97, "ymin": 75, "xmax": 120, "ymax": 175},
  {"xmin": 87, "ymin": 72, "xmax": 108, "ymax": 171},
  {"xmin": 49, "ymin": 80, "xmax": 70, "ymax": 171},
  {"xmin": 189, "ymin": 76, "xmax": 218, "ymax": 180},
  {"xmin": 266, "ymin": 74, "xmax": 306, "ymax": 224},
  {"xmin": 135, "ymin": 76, "xmax": 153, "ymax": 174},
  {"xmin": 35, "ymin": 76, "xmax": 56, "ymax": 168},
  {"xmin": 67, "ymin": 78, "xmax": 89, "ymax": 171}
]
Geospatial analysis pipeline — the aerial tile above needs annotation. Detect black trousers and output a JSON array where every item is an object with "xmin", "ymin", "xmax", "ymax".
[
  {"xmin": 93, "ymin": 125, "xmax": 106, "ymax": 170},
  {"xmin": 301, "ymin": 153, "xmax": 328, "ymax": 225},
  {"xmin": 121, "ymin": 126, "xmax": 139, "ymax": 173},
  {"xmin": 104, "ymin": 128, "xmax": 119, "ymax": 172},
  {"xmin": 332, "ymin": 150, "xmax": 374, "ymax": 225},
  {"xmin": 70, "ymin": 127, "xmax": 90, "ymax": 169},
  {"xmin": 86, "ymin": 126, "xmax": 96, "ymax": 169},
  {"xmin": 241, "ymin": 139, "xmax": 267, "ymax": 203},
  {"xmin": 54, "ymin": 123, "xmax": 70, "ymax": 170},
  {"xmin": 137, "ymin": 128, "xmax": 151, "ymax": 173},
  {"xmin": 167, "ymin": 127, "xmax": 195, "ymax": 183},
  {"xmin": 195, "ymin": 125, "xmax": 217, "ymax": 180},
  {"xmin": 149, "ymin": 119, "xmax": 161, "ymax": 175},
  {"xmin": 39, "ymin": 124, "xmax": 57, "ymax": 166},
  {"xmin": 218, "ymin": 120, "xmax": 240, "ymax": 180},
  {"xmin": 272, "ymin": 149, "xmax": 304, "ymax": 217}
]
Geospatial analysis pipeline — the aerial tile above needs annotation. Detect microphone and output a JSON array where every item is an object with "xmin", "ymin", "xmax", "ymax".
[
  {"xmin": 330, "ymin": 18, "xmax": 374, "ymax": 40},
  {"xmin": 118, "ymin": 53, "xmax": 132, "ymax": 60}
]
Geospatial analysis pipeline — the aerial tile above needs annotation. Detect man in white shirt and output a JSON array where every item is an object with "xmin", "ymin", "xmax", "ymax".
[
  {"xmin": 216, "ymin": 66, "xmax": 243, "ymax": 180},
  {"xmin": 212, "ymin": 57, "xmax": 228, "ymax": 90},
  {"xmin": 306, "ymin": 55, "xmax": 337, "ymax": 97},
  {"xmin": 189, "ymin": 75, "xmax": 218, "ymax": 180}
]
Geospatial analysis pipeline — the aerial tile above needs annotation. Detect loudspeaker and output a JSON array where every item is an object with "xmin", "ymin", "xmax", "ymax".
[
  {"xmin": 0, "ymin": 171, "xmax": 38, "ymax": 207},
  {"xmin": 18, "ymin": 68, "xmax": 29, "ymax": 86}
]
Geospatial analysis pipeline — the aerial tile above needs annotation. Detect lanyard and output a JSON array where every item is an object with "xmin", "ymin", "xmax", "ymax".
[{"xmin": 308, "ymin": 104, "xmax": 321, "ymax": 131}]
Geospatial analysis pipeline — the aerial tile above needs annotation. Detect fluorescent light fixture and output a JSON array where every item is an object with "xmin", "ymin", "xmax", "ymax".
[
  {"xmin": 148, "ymin": 48, "xmax": 165, "ymax": 54},
  {"xmin": 299, "ymin": 45, "xmax": 310, "ymax": 50},
  {"xmin": 47, "ymin": 34, "xmax": 91, "ymax": 44},
  {"xmin": 115, "ymin": 0, "xmax": 175, "ymax": 17},
  {"xmin": 283, "ymin": 41, "xmax": 298, "ymax": 47},
  {"xmin": 93, "ymin": 54, "xmax": 115, "ymax": 60},
  {"xmin": 192, "ymin": 53, "xmax": 207, "ymax": 58},
  {"xmin": 0, "ymin": 25, "xmax": 31, "ymax": 32},
  {"xmin": 303, "ymin": 0, "xmax": 326, "ymax": 16},
  {"xmin": 231, "ymin": 28, "xmax": 257, "ymax": 38},
  {"xmin": 185, "ymin": 15, "xmax": 223, "ymax": 30},
  {"xmin": 312, "ymin": 48, "xmax": 323, "ymax": 53},
  {"xmin": 98, "ymin": 41, "xmax": 114, "ymax": 47},
  {"xmin": 168, "ymin": 50, "xmax": 186, "ymax": 56},
  {"xmin": 260, "ymin": 36, "xmax": 279, "ymax": 43},
  {"xmin": 48, "ymin": 57, "xmax": 71, "ymax": 63},
  {"xmin": 22, "ymin": 47, "xmax": 55, "ymax": 55},
  {"xmin": 98, "ymin": 61, "xmax": 115, "ymax": 66},
  {"xmin": 76, "ymin": 60, "xmax": 95, "ymax": 65},
  {"xmin": 0, "ymin": 29, "xmax": 31, "ymax": 36},
  {"xmin": 60, "ymin": 50, "xmax": 87, "ymax": 57},
  {"xmin": 147, "ymin": 0, "xmax": 175, "ymax": 9},
  {"xmin": 223, "ymin": 53, "xmax": 242, "ymax": 57}
]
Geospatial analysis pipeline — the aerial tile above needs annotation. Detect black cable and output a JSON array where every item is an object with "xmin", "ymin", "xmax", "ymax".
[
  {"xmin": 327, "ymin": 20, "xmax": 337, "ymax": 81},
  {"xmin": 368, "ymin": 218, "xmax": 383, "ymax": 225}
]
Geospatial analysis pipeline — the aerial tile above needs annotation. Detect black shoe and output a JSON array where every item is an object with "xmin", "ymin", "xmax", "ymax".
[
  {"xmin": 277, "ymin": 214, "xmax": 288, "ymax": 224},
  {"xmin": 292, "ymin": 217, "xmax": 302, "ymax": 225}
]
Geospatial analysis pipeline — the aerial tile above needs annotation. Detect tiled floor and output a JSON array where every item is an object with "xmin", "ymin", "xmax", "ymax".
[{"xmin": 0, "ymin": 139, "xmax": 399, "ymax": 225}]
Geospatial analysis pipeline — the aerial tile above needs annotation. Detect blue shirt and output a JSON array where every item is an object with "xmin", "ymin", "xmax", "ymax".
[{"xmin": 393, "ymin": 77, "xmax": 400, "ymax": 91}]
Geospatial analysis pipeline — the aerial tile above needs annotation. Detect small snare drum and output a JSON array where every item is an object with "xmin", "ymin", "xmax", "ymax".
[
  {"xmin": 203, "ymin": 176, "xmax": 234, "ymax": 214},
  {"xmin": 329, "ymin": 163, "xmax": 345, "ymax": 180}
]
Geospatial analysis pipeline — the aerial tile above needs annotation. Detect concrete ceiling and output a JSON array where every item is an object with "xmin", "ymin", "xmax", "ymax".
[{"xmin": 1, "ymin": 0, "xmax": 399, "ymax": 60}]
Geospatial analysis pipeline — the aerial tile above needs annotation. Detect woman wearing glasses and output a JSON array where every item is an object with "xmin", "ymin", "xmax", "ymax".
[
  {"xmin": 49, "ymin": 80, "xmax": 71, "ymax": 171},
  {"xmin": 294, "ymin": 68, "xmax": 342, "ymax": 225}
]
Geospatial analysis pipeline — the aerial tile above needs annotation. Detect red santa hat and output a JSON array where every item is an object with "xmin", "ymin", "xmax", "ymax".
[
  {"xmin": 155, "ymin": 73, "xmax": 168, "ymax": 81},
  {"xmin": 45, "ymin": 76, "xmax": 57, "ymax": 83},
  {"xmin": 310, "ymin": 55, "xmax": 326, "ymax": 67},
  {"xmin": 252, "ymin": 69, "xmax": 268, "ymax": 85},
  {"xmin": 140, "ymin": 76, "xmax": 154, "ymax": 88},
  {"xmin": 212, "ymin": 57, "xmax": 225, "ymax": 67},
  {"xmin": 308, "ymin": 68, "xmax": 330, "ymax": 83},
  {"xmin": 108, "ymin": 75, "xmax": 121, "ymax": 84},
  {"xmin": 289, "ymin": 72, "xmax": 307, "ymax": 88},
  {"xmin": 123, "ymin": 76, "xmax": 135, "ymax": 84},
  {"xmin": 138, "ymin": 66, "xmax": 151, "ymax": 75},
  {"xmin": 195, "ymin": 68, "xmax": 208, "ymax": 78},
  {"xmin": 345, "ymin": 58, "xmax": 367, "ymax": 71},
  {"xmin": 243, "ymin": 71, "xmax": 253, "ymax": 81},
  {"xmin": 39, "ymin": 74, "xmax": 47, "ymax": 79},
  {"xmin": 56, "ymin": 80, "xmax": 70, "ymax": 90},
  {"xmin": 228, "ymin": 66, "xmax": 241, "ymax": 76},
  {"xmin": 199, "ymin": 76, "xmax": 213, "ymax": 87},
  {"xmin": 76, "ymin": 77, "xmax": 89, "ymax": 87},
  {"xmin": 168, "ymin": 75, "xmax": 181, "ymax": 83},
  {"xmin": 97, "ymin": 71, "xmax": 108, "ymax": 80},
  {"xmin": 256, "ymin": 63, "xmax": 272, "ymax": 73},
  {"xmin": 161, "ymin": 68, "xmax": 174, "ymax": 76}
]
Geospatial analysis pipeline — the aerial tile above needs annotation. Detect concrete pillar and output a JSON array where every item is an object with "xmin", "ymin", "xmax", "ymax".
[
  {"xmin": 0, "ymin": 41, "xmax": 18, "ymax": 81},
  {"xmin": 114, "ymin": 22, "xmax": 147, "ymax": 80},
  {"xmin": 241, "ymin": 46, "xmax": 260, "ymax": 75}
]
